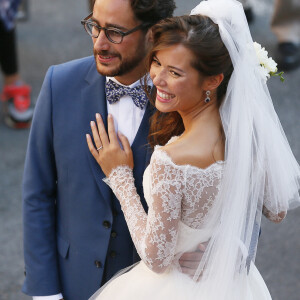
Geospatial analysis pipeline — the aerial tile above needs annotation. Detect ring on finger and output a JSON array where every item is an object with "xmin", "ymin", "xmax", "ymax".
[{"xmin": 97, "ymin": 146, "xmax": 103, "ymax": 151}]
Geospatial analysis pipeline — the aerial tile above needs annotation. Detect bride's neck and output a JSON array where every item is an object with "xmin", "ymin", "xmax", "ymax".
[{"xmin": 180, "ymin": 104, "xmax": 222, "ymax": 136}]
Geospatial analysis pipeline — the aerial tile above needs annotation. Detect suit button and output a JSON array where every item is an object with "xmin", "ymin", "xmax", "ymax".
[
  {"xmin": 110, "ymin": 251, "xmax": 117, "ymax": 258},
  {"xmin": 103, "ymin": 220, "xmax": 111, "ymax": 229},
  {"xmin": 94, "ymin": 260, "xmax": 102, "ymax": 268},
  {"xmin": 111, "ymin": 231, "xmax": 117, "ymax": 238}
]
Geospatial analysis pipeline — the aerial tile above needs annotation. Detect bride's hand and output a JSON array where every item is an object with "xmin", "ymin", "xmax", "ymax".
[
  {"xmin": 86, "ymin": 113, "xmax": 134, "ymax": 177},
  {"xmin": 179, "ymin": 242, "xmax": 207, "ymax": 278}
]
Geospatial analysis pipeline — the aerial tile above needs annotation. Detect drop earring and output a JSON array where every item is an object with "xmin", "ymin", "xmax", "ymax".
[{"xmin": 205, "ymin": 90, "xmax": 211, "ymax": 103}]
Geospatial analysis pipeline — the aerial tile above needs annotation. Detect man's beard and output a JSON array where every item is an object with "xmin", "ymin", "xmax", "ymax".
[{"xmin": 94, "ymin": 48, "xmax": 146, "ymax": 77}]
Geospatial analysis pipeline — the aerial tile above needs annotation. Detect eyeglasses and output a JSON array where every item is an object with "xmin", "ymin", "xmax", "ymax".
[{"xmin": 81, "ymin": 13, "xmax": 151, "ymax": 44}]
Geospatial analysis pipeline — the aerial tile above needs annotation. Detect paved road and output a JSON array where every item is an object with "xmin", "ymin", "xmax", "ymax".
[{"xmin": 0, "ymin": 0, "xmax": 299, "ymax": 299}]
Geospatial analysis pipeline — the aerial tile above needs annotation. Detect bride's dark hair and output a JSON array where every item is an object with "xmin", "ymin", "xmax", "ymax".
[{"xmin": 146, "ymin": 15, "xmax": 233, "ymax": 148}]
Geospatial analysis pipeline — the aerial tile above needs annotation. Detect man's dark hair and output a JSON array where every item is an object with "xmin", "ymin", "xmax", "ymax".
[
  {"xmin": 90, "ymin": 0, "xmax": 176, "ymax": 25},
  {"xmin": 131, "ymin": 0, "xmax": 176, "ymax": 25}
]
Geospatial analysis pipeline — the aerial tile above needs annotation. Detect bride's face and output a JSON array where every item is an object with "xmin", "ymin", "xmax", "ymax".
[{"xmin": 149, "ymin": 44, "xmax": 206, "ymax": 114}]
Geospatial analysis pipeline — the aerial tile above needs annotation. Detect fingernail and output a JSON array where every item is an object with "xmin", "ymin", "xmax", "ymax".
[
  {"xmin": 96, "ymin": 113, "xmax": 100, "ymax": 118},
  {"xmin": 86, "ymin": 134, "xmax": 89, "ymax": 139},
  {"xmin": 90, "ymin": 121, "xmax": 94, "ymax": 126}
]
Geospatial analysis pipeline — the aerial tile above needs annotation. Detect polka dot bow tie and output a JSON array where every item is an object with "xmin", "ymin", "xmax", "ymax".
[{"xmin": 105, "ymin": 79, "xmax": 151, "ymax": 110}]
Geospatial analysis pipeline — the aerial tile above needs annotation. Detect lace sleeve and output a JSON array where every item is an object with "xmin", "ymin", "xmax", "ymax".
[
  {"xmin": 103, "ymin": 153, "xmax": 183, "ymax": 273},
  {"xmin": 263, "ymin": 186, "xmax": 287, "ymax": 223},
  {"xmin": 262, "ymin": 205, "xmax": 286, "ymax": 223}
]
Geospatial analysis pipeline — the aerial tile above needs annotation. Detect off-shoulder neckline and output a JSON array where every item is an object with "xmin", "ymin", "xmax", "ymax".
[{"xmin": 153, "ymin": 146, "xmax": 225, "ymax": 172}]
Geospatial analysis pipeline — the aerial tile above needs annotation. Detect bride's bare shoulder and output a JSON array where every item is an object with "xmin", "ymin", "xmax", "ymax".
[{"xmin": 161, "ymin": 136, "xmax": 224, "ymax": 169}]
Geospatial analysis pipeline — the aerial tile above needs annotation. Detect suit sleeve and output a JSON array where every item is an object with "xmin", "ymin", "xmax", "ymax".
[{"xmin": 22, "ymin": 66, "xmax": 62, "ymax": 296}]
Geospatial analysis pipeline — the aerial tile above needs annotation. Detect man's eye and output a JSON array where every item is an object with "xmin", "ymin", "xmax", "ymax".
[
  {"xmin": 107, "ymin": 29, "xmax": 122, "ymax": 37},
  {"xmin": 89, "ymin": 23, "xmax": 98, "ymax": 31}
]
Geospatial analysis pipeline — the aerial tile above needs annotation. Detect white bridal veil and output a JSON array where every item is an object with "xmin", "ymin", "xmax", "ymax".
[{"xmin": 189, "ymin": 0, "xmax": 300, "ymax": 298}]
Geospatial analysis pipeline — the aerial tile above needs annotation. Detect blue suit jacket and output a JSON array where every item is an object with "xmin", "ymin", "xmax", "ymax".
[{"xmin": 22, "ymin": 56, "xmax": 153, "ymax": 299}]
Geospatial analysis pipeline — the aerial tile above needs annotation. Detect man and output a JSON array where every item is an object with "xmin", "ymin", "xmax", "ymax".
[
  {"xmin": 22, "ymin": 0, "xmax": 176, "ymax": 299},
  {"xmin": 240, "ymin": 0, "xmax": 300, "ymax": 71}
]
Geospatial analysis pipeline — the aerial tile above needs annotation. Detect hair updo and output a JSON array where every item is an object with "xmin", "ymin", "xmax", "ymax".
[{"xmin": 147, "ymin": 15, "xmax": 233, "ymax": 148}]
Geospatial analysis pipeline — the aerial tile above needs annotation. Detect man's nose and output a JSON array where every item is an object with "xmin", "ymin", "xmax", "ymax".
[{"xmin": 93, "ymin": 30, "xmax": 110, "ymax": 51}]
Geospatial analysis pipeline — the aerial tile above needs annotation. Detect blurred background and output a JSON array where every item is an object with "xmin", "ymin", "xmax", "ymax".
[{"xmin": 0, "ymin": 0, "xmax": 299, "ymax": 299}]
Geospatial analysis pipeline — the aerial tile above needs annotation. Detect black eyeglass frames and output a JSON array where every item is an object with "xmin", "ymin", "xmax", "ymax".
[{"xmin": 81, "ymin": 13, "xmax": 151, "ymax": 44}]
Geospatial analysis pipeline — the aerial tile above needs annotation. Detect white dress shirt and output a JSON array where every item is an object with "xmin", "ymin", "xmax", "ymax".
[
  {"xmin": 32, "ymin": 76, "xmax": 150, "ymax": 300},
  {"xmin": 33, "ymin": 295, "xmax": 63, "ymax": 300},
  {"xmin": 106, "ymin": 76, "xmax": 149, "ymax": 146}
]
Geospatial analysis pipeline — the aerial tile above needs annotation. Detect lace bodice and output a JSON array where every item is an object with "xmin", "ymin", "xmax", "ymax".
[{"xmin": 104, "ymin": 137, "xmax": 224, "ymax": 273}]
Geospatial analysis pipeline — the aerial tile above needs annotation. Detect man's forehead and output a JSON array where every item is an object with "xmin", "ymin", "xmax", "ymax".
[
  {"xmin": 90, "ymin": 15, "xmax": 127, "ymax": 31},
  {"xmin": 93, "ymin": 0, "xmax": 137, "ymax": 28}
]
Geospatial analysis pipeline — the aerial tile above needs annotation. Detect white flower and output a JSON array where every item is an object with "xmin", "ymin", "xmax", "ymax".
[
  {"xmin": 254, "ymin": 42, "xmax": 268, "ymax": 64},
  {"xmin": 253, "ymin": 42, "xmax": 278, "ymax": 81},
  {"xmin": 265, "ymin": 56, "xmax": 277, "ymax": 73}
]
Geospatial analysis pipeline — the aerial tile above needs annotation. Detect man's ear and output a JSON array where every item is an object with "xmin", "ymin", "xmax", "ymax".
[
  {"xmin": 145, "ymin": 28, "xmax": 154, "ymax": 47},
  {"xmin": 203, "ymin": 73, "xmax": 224, "ymax": 91}
]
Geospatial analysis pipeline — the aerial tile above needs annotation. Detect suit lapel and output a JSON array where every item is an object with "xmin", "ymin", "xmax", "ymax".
[
  {"xmin": 131, "ymin": 101, "xmax": 153, "ymax": 164},
  {"xmin": 131, "ymin": 102, "xmax": 154, "ymax": 209},
  {"xmin": 83, "ymin": 63, "xmax": 112, "ymax": 208},
  {"xmin": 130, "ymin": 103, "xmax": 154, "ymax": 260}
]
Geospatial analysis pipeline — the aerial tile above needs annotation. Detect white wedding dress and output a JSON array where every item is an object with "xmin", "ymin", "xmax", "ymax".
[{"xmin": 90, "ymin": 137, "xmax": 272, "ymax": 300}]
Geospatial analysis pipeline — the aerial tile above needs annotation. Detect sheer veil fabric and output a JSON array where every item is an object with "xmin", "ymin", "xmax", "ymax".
[{"xmin": 189, "ymin": 0, "xmax": 300, "ymax": 298}]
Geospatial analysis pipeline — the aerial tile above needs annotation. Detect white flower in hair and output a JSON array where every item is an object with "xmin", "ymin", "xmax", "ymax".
[{"xmin": 253, "ymin": 42, "xmax": 284, "ymax": 82}]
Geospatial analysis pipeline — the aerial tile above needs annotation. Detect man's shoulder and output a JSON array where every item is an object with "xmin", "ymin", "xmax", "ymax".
[
  {"xmin": 51, "ymin": 56, "xmax": 95, "ymax": 75},
  {"xmin": 46, "ymin": 56, "xmax": 105, "ymax": 88}
]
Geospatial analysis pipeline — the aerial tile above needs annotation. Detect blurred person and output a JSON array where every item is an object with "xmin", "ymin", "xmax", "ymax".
[
  {"xmin": 0, "ymin": 0, "xmax": 33, "ymax": 128},
  {"xmin": 21, "ymin": 1, "xmax": 208, "ymax": 300},
  {"xmin": 271, "ymin": 0, "xmax": 300, "ymax": 70},
  {"xmin": 240, "ymin": 0, "xmax": 300, "ymax": 71},
  {"xmin": 86, "ymin": 0, "xmax": 300, "ymax": 299}
]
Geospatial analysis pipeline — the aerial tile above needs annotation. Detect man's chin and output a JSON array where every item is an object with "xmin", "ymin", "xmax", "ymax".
[{"xmin": 96, "ymin": 64, "xmax": 120, "ymax": 77}]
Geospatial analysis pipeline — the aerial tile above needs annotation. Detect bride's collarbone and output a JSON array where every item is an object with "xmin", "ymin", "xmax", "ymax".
[{"xmin": 162, "ymin": 141, "xmax": 223, "ymax": 170}]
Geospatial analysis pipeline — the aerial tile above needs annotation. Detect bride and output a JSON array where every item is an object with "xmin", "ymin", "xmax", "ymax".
[{"xmin": 86, "ymin": 0, "xmax": 300, "ymax": 299}]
